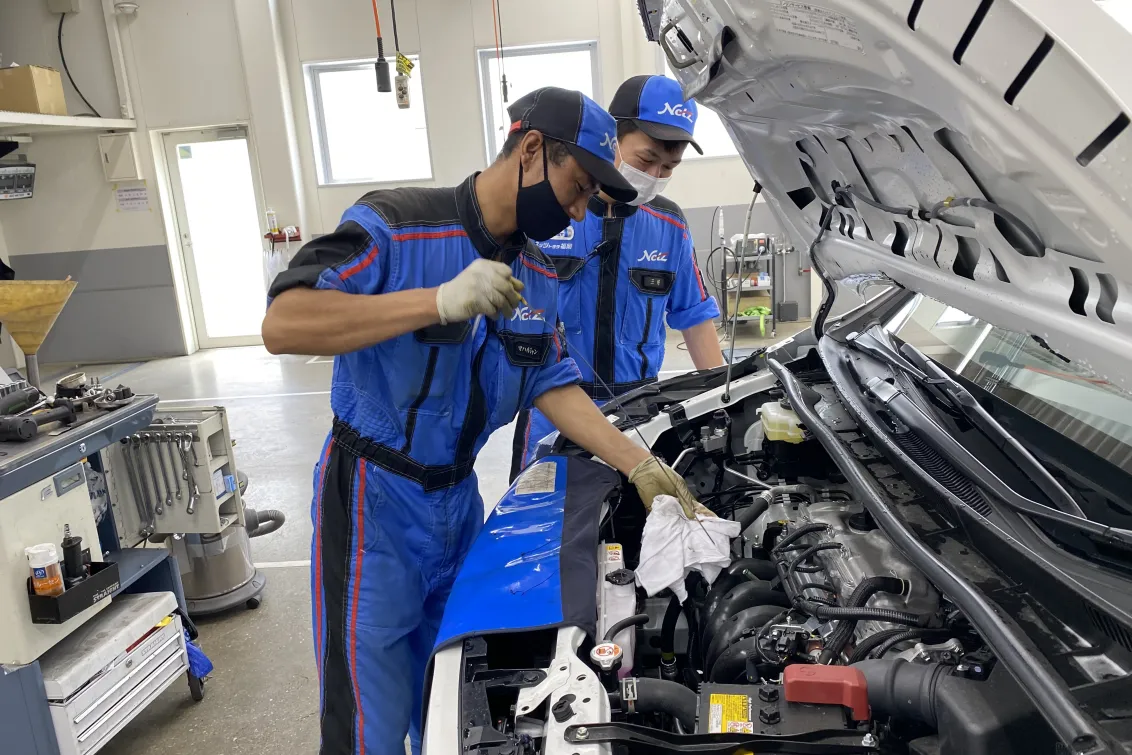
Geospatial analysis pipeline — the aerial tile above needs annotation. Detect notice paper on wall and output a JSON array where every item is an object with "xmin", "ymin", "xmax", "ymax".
[{"xmin": 114, "ymin": 183, "xmax": 150, "ymax": 212}]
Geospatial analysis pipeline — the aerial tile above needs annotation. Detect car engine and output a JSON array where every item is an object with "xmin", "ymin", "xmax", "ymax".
[{"xmin": 442, "ymin": 374, "xmax": 1059, "ymax": 755}]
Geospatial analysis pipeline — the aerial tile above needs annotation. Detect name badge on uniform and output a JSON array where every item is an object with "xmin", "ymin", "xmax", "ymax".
[{"xmin": 498, "ymin": 332, "xmax": 552, "ymax": 367}]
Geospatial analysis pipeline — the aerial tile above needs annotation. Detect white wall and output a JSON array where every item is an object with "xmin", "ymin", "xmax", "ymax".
[{"xmin": 287, "ymin": 0, "xmax": 759, "ymax": 232}]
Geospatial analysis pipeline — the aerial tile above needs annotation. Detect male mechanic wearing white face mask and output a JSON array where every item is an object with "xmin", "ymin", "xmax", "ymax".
[{"xmin": 512, "ymin": 75, "xmax": 725, "ymax": 479}]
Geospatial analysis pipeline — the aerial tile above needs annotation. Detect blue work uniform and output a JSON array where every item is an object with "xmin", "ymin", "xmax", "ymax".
[
  {"xmin": 511, "ymin": 194, "xmax": 719, "ymax": 476},
  {"xmin": 268, "ymin": 174, "xmax": 579, "ymax": 755}
]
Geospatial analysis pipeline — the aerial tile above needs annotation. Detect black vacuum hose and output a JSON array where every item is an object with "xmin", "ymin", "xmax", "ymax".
[
  {"xmin": 704, "ymin": 581, "xmax": 791, "ymax": 651},
  {"xmin": 818, "ymin": 576, "xmax": 907, "ymax": 663},
  {"xmin": 771, "ymin": 522, "xmax": 828, "ymax": 554},
  {"xmin": 847, "ymin": 628, "xmax": 907, "ymax": 663},
  {"xmin": 245, "ymin": 508, "xmax": 285, "ymax": 538},
  {"xmin": 605, "ymin": 613, "xmax": 649, "ymax": 643},
  {"xmin": 660, "ymin": 596, "xmax": 682, "ymax": 660},
  {"xmin": 628, "ymin": 678, "xmax": 699, "ymax": 732},
  {"xmin": 796, "ymin": 598, "xmax": 929, "ymax": 628},
  {"xmin": 700, "ymin": 558, "xmax": 778, "ymax": 626},
  {"xmin": 704, "ymin": 604, "xmax": 783, "ymax": 673}
]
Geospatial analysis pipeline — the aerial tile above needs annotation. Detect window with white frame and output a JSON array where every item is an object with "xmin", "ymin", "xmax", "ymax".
[
  {"xmin": 663, "ymin": 64, "xmax": 739, "ymax": 159},
  {"xmin": 478, "ymin": 42, "xmax": 601, "ymax": 162},
  {"xmin": 306, "ymin": 56, "xmax": 432, "ymax": 184}
]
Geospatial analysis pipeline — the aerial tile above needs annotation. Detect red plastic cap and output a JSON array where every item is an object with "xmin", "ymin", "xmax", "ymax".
[{"xmin": 783, "ymin": 664, "xmax": 870, "ymax": 721}]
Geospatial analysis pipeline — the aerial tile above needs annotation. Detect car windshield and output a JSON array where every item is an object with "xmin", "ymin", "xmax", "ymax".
[{"xmin": 885, "ymin": 294, "xmax": 1132, "ymax": 472}]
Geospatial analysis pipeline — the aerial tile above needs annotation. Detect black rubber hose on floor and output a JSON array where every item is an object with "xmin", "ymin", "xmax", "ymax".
[
  {"xmin": 245, "ymin": 508, "xmax": 286, "ymax": 538},
  {"xmin": 605, "ymin": 613, "xmax": 649, "ymax": 643},
  {"xmin": 704, "ymin": 581, "xmax": 791, "ymax": 651},
  {"xmin": 704, "ymin": 604, "xmax": 784, "ymax": 673}
]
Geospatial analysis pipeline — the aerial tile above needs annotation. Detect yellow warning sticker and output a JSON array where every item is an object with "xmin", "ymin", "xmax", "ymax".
[
  {"xmin": 604, "ymin": 543, "xmax": 623, "ymax": 564},
  {"xmin": 708, "ymin": 694, "xmax": 754, "ymax": 734},
  {"xmin": 396, "ymin": 52, "xmax": 415, "ymax": 76}
]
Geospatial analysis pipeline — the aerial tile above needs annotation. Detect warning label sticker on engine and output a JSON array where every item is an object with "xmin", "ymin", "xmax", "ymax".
[
  {"xmin": 708, "ymin": 694, "xmax": 754, "ymax": 734},
  {"xmin": 771, "ymin": 2, "xmax": 864, "ymax": 53},
  {"xmin": 604, "ymin": 543, "xmax": 623, "ymax": 564},
  {"xmin": 515, "ymin": 461, "xmax": 556, "ymax": 496}
]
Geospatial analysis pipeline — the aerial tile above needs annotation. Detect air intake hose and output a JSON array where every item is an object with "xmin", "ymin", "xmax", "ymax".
[
  {"xmin": 852, "ymin": 660, "xmax": 952, "ymax": 727},
  {"xmin": 625, "ymin": 678, "xmax": 699, "ymax": 732}
]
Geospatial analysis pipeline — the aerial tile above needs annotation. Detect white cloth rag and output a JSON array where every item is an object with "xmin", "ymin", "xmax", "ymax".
[{"xmin": 635, "ymin": 495, "xmax": 742, "ymax": 601}]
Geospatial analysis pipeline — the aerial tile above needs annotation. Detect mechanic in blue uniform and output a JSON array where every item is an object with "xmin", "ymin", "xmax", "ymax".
[
  {"xmin": 511, "ymin": 76, "xmax": 725, "ymax": 478},
  {"xmin": 261, "ymin": 87, "xmax": 703, "ymax": 755}
]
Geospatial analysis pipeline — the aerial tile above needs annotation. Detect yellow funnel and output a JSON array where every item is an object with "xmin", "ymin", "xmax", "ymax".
[{"xmin": 0, "ymin": 280, "xmax": 78, "ymax": 387}]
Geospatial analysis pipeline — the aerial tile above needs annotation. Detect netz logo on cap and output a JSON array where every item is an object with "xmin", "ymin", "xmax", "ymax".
[
  {"xmin": 658, "ymin": 102, "xmax": 694, "ymax": 123},
  {"xmin": 599, "ymin": 132, "xmax": 615, "ymax": 154},
  {"xmin": 512, "ymin": 306, "xmax": 546, "ymax": 322},
  {"xmin": 638, "ymin": 250, "xmax": 669, "ymax": 263}
]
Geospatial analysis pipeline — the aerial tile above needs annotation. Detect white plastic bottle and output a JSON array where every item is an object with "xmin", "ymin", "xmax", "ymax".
[{"xmin": 598, "ymin": 543, "xmax": 637, "ymax": 677}]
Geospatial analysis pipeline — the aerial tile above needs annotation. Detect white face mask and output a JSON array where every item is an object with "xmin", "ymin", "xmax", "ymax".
[{"xmin": 616, "ymin": 148, "xmax": 670, "ymax": 206}]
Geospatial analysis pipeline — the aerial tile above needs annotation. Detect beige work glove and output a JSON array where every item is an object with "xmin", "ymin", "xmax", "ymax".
[
  {"xmin": 628, "ymin": 456, "xmax": 716, "ymax": 519},
  {"xmin": 436, "ymin": 259, "xmax": 525, "ymax": 325}
]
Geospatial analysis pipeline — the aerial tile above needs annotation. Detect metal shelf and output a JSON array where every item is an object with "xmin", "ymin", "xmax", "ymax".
[{"xmin": 0, "ymin": 111, "xmax": 136, "ymax": 137}]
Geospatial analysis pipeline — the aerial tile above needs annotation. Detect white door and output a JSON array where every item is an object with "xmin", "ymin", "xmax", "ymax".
[{"xmin": 163, "ymin": 127, "xmax": 268, "ymax": 348}]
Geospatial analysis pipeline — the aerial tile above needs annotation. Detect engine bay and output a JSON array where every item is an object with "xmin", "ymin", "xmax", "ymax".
[{"xmin": 443, "ymin": 355, "xmax": 1125, "ymax": 755}]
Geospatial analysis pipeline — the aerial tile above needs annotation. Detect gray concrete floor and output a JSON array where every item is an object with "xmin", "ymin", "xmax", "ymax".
[{"xmin": 51, "ymin": 321, "xmax": 809, "ymax": 755}]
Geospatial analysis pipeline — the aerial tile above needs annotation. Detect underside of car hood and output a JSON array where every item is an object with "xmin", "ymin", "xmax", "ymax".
[{"xmin": 657, "ymin": 0, "xmax": 1132, "ymax": 390}]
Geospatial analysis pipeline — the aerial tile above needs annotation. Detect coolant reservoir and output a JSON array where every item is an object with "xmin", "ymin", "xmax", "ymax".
[
  {"xmin": 598, "ymin": 543, "xmax": 636, "ymax": 677},
  {"xmin": 759, "ymin": 400, "xmax": 806, "ymax": 443}
]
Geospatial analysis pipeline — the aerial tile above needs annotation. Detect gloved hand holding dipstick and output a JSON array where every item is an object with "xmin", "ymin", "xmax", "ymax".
[{"xmin": 435, "ymin": 259, "xmax": 526, "ymax": 324}]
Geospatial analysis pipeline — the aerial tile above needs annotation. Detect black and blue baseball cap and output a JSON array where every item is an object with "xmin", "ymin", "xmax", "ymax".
[
  {"xmin": 507, "ymin": 87, "xmax": 637, "ymax": 203},
  {"xmin": 609, "ymin": 75, "xmax": 703, "ymax": 154}
]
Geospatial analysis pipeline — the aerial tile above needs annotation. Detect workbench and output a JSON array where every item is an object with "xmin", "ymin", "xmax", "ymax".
[{"xmin": 0, "ymin": 394, "xmax": 200, "ymax": 755}]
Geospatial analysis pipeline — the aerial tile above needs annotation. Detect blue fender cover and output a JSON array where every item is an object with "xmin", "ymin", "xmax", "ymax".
[{"xmin": 432, "ymin": 455, "xmax": 622, "ymax": 651}]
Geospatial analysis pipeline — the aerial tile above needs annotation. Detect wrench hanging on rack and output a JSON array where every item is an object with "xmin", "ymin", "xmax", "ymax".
[
  {"xmin": 174, "ymin": 432, "xmax": 200, "ymax": 515},
  {"xmin": 143, "ymin": 433, "xmax": 174, "ymax": 514},
  {"xmin": 133, "ymin": 434, "xmax": 163, "ymax": 516},
  {"xmin": 119, "ymin": 439, "xmax": 154, "ymax": 536},
  {"xmin": 158, "ymin": 432, "xmax": 182, "ymax": 501}
]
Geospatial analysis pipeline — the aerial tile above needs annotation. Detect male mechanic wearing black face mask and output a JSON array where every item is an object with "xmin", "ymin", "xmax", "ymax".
[
  {"xmin": 261, "ymin": 87, "xmax": 705, "ymax": 755},
  {"xmin": 512, "ymin": 75, "xmax": 725, "ymax": 485}
]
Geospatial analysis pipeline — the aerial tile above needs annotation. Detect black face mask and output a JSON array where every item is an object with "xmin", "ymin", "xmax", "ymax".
[{"xmin": 515, "ymin": 142, "xmax": 571, "ymax": 242}]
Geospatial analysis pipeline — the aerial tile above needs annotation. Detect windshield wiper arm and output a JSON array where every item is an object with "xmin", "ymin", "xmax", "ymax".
[
  {"xmin": 847, "ymin": 326, "xmax": 1086, "ymax": 518},
  {"xmin": 896, "ymin": 339, "xmax": 1086, "ymax": 518},
  {"xmin": 863, "ymin": 375, "xmax": 1132, "ymax": 551}
]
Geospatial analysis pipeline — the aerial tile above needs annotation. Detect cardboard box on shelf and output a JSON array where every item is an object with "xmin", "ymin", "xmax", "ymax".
[{"xmin": 0, "ymin": 66, "xmax": 68, "ymax": 116}]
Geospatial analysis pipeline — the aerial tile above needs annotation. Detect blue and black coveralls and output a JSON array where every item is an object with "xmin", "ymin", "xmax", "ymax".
[
  {"xmin": 511, "ymin": 194, "xmax": 719, "ymax": 477},
  {"xmin": 267, "ymin": 175, "xmax": 580, "ymax": 755}
]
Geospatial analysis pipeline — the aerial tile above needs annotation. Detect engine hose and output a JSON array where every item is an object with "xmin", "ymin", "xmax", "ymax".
[
  {"xmin": 605, "ymin": 613, "xmax": 649, "ymax": 643},
  {"xmin": 660, "ymin": 595, "xmax": 682, "ymax": 660},
  {"xmin": 796, "ymin": 599, "xmax": 930, "ymax": 628},
  {"xmin": 700, "ymin": 558, "xmax": 778, "ymax": 627},
  {"xmin": 788, "ymin": 542, "xmax": 843, "ymax": 573},
  {"xmin": 771, "ymin": 522, "xmax": 828, "ymax": 554},
  {"xmin": 245, "ymin": 508, "xmax": 286, "ymax": 538},
  {"xmin": 704, "ymin": 604, "xmax": 784, "ymax": 673},
  {"xmin": 684, "ymin": 600, "xmax": 703, "ymax": 672},
  {"xmin": 734, "ymin": 484, "xmax": 817, "ymax": 531},
  {"xmin": 819, "ymin": 576, "xmax": 907, "ymax": 663},
  {"xmin": 704, "ymin": 581, "xmax": 791, "ymax": 651},
  {"xmin": 852, "ymin": 660, "xmax": 953, "ymax": 727},
  {"xmin": 709, "ymin": 633, "xmax": 764, "ymax": 683},
  {"xmin": 868, "ymin": 628, "xmax": 955, "ymax": 660},
  {"xmin": 624, "ymin": 678, "xmax": 699, "ymax": 732},
  {"xmin": 847, "ymin": 629, "xmax": 907, "ymax": 664}
]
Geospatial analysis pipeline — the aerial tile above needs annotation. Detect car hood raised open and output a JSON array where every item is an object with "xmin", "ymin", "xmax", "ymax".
[{"xmin": 653, "ymin": 0, "xmax": 1132, "ymax": 390}]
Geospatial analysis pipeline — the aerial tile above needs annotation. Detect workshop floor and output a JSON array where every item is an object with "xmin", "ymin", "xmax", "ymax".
[{"xmin": 47, "ymin": 321, "xmax": 809, "ymax": 755}]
